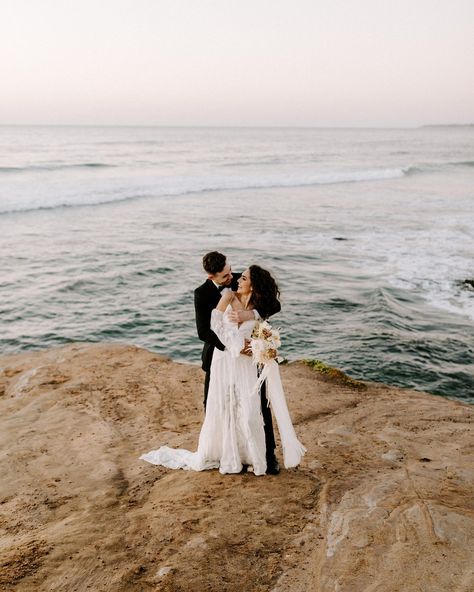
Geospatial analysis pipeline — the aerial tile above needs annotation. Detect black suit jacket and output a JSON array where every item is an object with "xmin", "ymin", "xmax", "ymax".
[{"xmin": 194, "ymin": 274, "xmax": 240, "ymax": 372}]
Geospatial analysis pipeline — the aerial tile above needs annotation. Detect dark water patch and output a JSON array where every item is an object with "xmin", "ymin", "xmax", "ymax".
[
  {"xmin": 133, "ymin": 266, "xmax": 175, "ymax": 277},
  {"xmin": 402, "ymin": 166, "xmax": 423, "ymax": 176},
  {"xmin": 58, "ymin": 279, "xmax": 104, "ymax": 293},
  {"xmin": 319, "ymin": 297, "xmax": 361, "ymax": 312},
  {"xmin": 449, "ymin": 160, "xmax": 474, "ymax": 168},
  {"xmin": 115, "ymin": 316, "xmax": 161, "ymax": 331},
  {"xmin": 1, "ymin": 334, "xmax": 76, "ymax": 352},
  {"xmin": 403, "ymin": 160, "xmax": 474, "ymax": 177},
  {"xmin": 325, "ymin": 339, "xmax": 474, "ymax": 402},
  {"xmin": 433, "ymin": 371, "xmax": 474, "ymax": 402},
  {"xmin": 303, "ymin": 283, "xmax": 474, "ymax": 401},
  {"xmin": 0, "ymin": 163, "xmax": 116, "ymax": 174},
  {"xmin": 365, "ymin": 286, "xmax": 420, "ymax": 314},
  {"xmin": 459, "ymin": 279, "xmax": 474, "ymax": 291}
]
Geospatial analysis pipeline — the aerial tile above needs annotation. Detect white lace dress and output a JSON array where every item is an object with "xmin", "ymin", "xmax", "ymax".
[{"xmin": 140, "ymin": 307, "xmax": 305, "ymax": 476}]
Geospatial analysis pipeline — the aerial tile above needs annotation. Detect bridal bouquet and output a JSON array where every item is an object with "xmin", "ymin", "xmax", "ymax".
[{"xmin": 250, "ymin": 320, "xmax": 281, "ymax": 365}]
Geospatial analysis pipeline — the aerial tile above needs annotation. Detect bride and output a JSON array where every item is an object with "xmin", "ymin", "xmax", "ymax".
[{"xmin": 140, "ymin": 265, "xmax": 306, "ymax": 476}]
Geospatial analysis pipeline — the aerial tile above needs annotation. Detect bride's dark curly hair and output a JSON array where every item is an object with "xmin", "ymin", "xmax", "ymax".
[{"xmin": 248, "ymin": 265, "xmax": 281, "ymax": 320}]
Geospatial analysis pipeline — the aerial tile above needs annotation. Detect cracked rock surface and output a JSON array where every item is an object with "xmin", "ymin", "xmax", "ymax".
[{"xmin": 0, "ymin": 343, "xmax": 473, "ymax": 591}]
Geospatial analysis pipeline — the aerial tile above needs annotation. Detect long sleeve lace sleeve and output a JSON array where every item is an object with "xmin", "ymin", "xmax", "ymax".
[{"xmin": 210, "ymin": 309, "xmax": 244, "ymax": 358}]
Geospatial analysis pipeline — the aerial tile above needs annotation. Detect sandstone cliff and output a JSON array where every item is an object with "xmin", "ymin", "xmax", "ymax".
[{"xmin": 0, "ymin": 344, "xmax": 473, "ymax": 591}]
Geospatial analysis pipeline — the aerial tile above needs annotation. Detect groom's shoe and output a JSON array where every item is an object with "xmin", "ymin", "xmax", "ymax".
[{"xmin": 266, "ymin": 455, "xmax": 280, "ymax": 475}]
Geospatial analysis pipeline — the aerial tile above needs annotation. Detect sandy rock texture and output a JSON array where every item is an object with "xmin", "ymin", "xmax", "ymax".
[{"xmin": 0, "ymin": 343, "xmax": 473, "ymax": 592}]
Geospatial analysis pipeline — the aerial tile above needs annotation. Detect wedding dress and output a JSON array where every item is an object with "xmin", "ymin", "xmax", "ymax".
[{"xmin": 140, "ymin": 307, "xmax": 305, "ymax": 476}]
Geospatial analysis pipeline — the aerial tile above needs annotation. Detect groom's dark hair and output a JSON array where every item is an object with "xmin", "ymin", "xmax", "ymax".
[{"xmin": 203, "ymin": 251, "xmax": 226, "ymax": 275}]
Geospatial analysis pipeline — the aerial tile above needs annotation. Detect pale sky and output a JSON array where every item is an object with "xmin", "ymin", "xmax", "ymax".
[{"xmin": 1, "ymin": 0, "xmax": 473, "ymax": 127}]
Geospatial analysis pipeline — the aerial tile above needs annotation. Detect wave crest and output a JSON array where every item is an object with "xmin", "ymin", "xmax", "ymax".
[{"xmin": 0, "ymin": 167, "xmax": 408, "ymax": 215}]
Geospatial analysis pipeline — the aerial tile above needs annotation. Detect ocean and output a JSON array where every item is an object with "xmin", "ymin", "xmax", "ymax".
[{"xmin": 1, "ymin": 125, "xmax": 473, "ymax": 402}]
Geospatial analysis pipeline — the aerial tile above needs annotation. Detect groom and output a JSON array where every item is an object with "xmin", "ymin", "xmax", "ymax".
[{"xmin": 194, "ymin": 251, "xmax": 280, "ymax": 475}]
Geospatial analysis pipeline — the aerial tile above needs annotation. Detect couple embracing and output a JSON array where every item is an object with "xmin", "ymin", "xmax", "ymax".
[{"xmin": 140, "ymin": 252, "xmax": 305, "ymax": 476}]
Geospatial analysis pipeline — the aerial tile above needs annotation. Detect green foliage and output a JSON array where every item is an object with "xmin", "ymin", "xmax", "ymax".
[{"xmin": 302, "ymin": 359, "xmax": 367, "ymax": 390}]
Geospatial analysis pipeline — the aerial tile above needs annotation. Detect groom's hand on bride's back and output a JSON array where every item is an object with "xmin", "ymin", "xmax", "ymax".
[{"xmin": 228, "ymin": 310, "xmax": 254, "ymax": 324}]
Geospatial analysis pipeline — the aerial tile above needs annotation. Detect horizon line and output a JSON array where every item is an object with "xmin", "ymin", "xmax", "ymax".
[{"xmin": 1, "ymin": 123, "xmax": 473, "ymax": 130}]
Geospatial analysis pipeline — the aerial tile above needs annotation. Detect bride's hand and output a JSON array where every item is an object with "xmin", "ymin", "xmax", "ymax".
[
  {"xmin": 220, "ymin": 289, "xmax": 235, "ymax": 305},
  {"xmin": 216, "ymin": 289, "xmax": 234, "ymax": 313}
]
